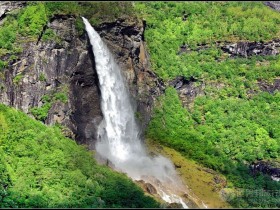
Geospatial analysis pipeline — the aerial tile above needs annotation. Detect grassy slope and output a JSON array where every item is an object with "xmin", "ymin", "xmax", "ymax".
[
  {"xmin": 136, "ymin": 2, "xmax": 280, "ymax": 208},
  {"xmin": 0, "ymin": 104, "xmax": 159, "ymax": 208},
  {"xmin": 146, "ymin": 138, "xmax": 231, "ymax": 208}
]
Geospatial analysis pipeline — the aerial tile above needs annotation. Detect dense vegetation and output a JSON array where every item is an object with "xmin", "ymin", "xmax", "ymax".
[
  {"xmin": 0, "ymin": 1, "xmax": 135, "ymax": 70},
  {"xmin": 30, "ymin": 87, "xmax": 68, "ymax": 122},
  {"xmin": 138, "ymin": 1, "xmax": 280, "ymax": 208},
  {"xmin": 0, "ymin": 104, "xmax": 158, "ymax": 208},
  {"xmin": 135, "ymin": 1, "xmax": 280, "ymax": 81}
]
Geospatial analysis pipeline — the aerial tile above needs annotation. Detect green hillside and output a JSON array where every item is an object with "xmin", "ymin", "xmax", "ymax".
[
  {"xmin": 0, "ymin": 104, "xmax": 158, "ymax": 208},
  {"xmin": 136, "ymin": 2, "xmax": 280, "ymax": 208}
]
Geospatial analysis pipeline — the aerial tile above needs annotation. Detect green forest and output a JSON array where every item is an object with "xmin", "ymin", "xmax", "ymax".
[{"xmin": 0, "ymin": 1, "xmax": 280, "ymax": 208}]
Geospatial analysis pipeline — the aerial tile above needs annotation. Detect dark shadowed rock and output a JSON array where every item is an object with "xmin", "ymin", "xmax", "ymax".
[
  {"xmin": 166, "ymin": 202, "xmax": 183, "ymax": 208},
  {"xmin": 145, "ymin": 183, "xmax": 157, "ymax": 194},
  {"xmin": 168, "ymin": 76, "xmax": 205, "ymax": 109},
  {"xmin": 221, "ymin": 40, "xmax": 280, "ymax": 58},
  {"xmin": 135, "ymin": 180, "xmax": 157, "ymax": 195},
  {"xmin": 250, "ymin": 160, "xmax": 280, "ymax": 181},
  {"xmin": 258, "ymin": 78, "xmax": 280, "ymax": 94}
]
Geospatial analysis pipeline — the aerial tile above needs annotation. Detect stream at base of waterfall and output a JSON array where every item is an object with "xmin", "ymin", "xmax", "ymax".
[{"xmin": 82, "ymin": 17, "xmax": 207, "ymax": 209}]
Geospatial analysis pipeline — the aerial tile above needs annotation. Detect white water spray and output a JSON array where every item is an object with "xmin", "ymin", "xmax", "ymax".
[{"xmin": 82, "ymin": 17, "xmax": 195, "ymax": 208}]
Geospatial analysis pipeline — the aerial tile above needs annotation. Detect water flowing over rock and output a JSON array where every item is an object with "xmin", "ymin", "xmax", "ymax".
[
  {"xmin": 0, "ymin": 3, "xmax": 162, "ymax": 149},
  {"xmin": 0, "ymin": 12, "xmax": 103, "ymax": 148},
  {"xmin": 82, "ymin": 17, "xmax": 191, "ymax": 208}
]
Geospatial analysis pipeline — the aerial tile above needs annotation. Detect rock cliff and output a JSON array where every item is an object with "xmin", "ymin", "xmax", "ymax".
[{"xmin": 0, "ymin": 2, "xmax": 162, "ymax": 148}]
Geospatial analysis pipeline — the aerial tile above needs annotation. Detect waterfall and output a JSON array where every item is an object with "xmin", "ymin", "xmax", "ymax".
[{"xmin": 82, "ymin": 17, "xmax": 191, "ymax": 208}]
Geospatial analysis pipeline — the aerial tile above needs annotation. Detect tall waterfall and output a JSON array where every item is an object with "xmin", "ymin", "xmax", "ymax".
[{"xmin": 82, "ymin": 17, "xmax": 194, "ymax": 208}]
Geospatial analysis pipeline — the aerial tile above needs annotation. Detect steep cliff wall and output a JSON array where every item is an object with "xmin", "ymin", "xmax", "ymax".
[
  {"xmin": 0, "ymin": 2, "xmax": 162, "ymax": 148},
  {"xmin": 0, "ymin": 13, "xmax": 102, "ymax": 148},
  {"xmin": 94, "ymin": 19, "xmax": 164, "ymax": 134}
]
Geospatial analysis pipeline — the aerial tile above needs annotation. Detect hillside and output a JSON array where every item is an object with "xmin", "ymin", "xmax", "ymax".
[
  {"xmin": 0, "ymin": 104, "xmax": 159, "ymax": 208},
  {"xmin": 0, "ymin": 1, "xmax": 280, "ymax": 208},
  {"xmin": 136, "ymin": 2, "xmax": 280, "ymax": 208}
]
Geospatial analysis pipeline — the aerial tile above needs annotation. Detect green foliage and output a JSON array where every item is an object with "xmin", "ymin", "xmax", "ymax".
[
  {"xmin": 29, "ymin": 95, "xmax": 52, "ymax": 122},
  {"xmin": 0, "ymin": 2, "xmax": 49, "ymax": 60},
  {"xmin": 29, "ymin": 90, "xmax": 69, "ymax": 122},
  {"xmin": 44, "ymin": 2, "xmax": 81, "ymax": 17},
  {"xmin": 44, "ymin": 2, "xmax": 136, "ymax": 34},
  {"xmin": 41, "ymin": 28, "xmax": 57, "ymax": 42},
  {"xmin": 135, "ymin": 2, "xmax": 280, "ymax": 80},
  {"xmin": 38, "ymin": 73, "xmax": 46, "ymax": 82},
  {"xmin": 75, "ymin": 18, "xmax": 85, "ymax": 36},
  {"xmin": 53, "ymin": 92, "xmax": 68, "ymax": 103},
  {"xmin": 0, "ymin": 1, "xmax": 137, "ymax": 62},
  {"xmin": 0, "ymin": 15, "xmax": 18, "ymax": 59},
  {"xmin": 0, "ymin": 104, "xmax": 159, "ymax": 208},
  {"xmin": 0, "ymin": 18, "xmax": 17, "ymax": 50},
  {"xmin": 79, "ymin": 2, "xmax": 135, "ymax": 25},
  {"xmin": 17, "ymin": 2, "xmax": 48, "ymax": 37},
  {"xmin": 0, "ymin": 60, "xmax": 8, "ymax": 71},
  {"xmin": 12, "ymin": 74, "xmax": 23, "ymax": 85},
  {"xmin": 142, "ymin": 3, "xmax": 280, "ymax": 207}
]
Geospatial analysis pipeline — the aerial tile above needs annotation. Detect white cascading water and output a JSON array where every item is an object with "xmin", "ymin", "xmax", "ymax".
[{"xmin": 82, "ymin": 17, "xmax": 205, "ymax": 208}]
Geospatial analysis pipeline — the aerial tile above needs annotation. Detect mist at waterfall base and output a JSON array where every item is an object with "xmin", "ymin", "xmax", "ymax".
[{"xmin": 82, "ymin": 17, "xmax": 194, "ymax": 208}]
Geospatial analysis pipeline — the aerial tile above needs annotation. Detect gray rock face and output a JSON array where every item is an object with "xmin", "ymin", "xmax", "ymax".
[
  {"xmin": 264, "ymin": 1, "xmax": 280, "ymax": 12},
  {"xmin": 95, "ymin": 18, "xmax": 164, "ymax": 134},
  {"xmin": 221, "ymin": 40, "xmax": 280, "ymax": 58},
  {"xmin": 0, "ymin": 14, "xmax": 103, "ymax": 148},
  {"xmin": 0, "ymin": 1, "xmax": 26, "ymax": 22},
  {"xmin": 179, "ymin": 39, "xmax": 280, "ymax": 59},
  {"xmin": 258, "ymin": 78, "xmax": 280, "ymax": 94}
]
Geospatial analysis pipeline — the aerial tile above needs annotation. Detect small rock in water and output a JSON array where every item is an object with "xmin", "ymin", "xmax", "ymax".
[
  {"xmin": 145, "ymin": 183, "xmax": 157, "ymax": 194},
  {"xmin": 166, "ymin": 202, "xmax": 183, "ymax": 208}
]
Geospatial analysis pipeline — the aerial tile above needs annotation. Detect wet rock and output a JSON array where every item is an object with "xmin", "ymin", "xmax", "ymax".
[
  {"xmin": 94, "ymin": 18, "xmax": 164, "ymax": 134},
  {"xmin": 145, "ymin": 183, "xmax": 157, "ymax": 194},
  {"xmin": 166, "ymin": 202, "xmax": 183, "ymax": 208},
  {"xmin": 135, "ymin": 180, "xmax": 157, "ymax": 195},
  {"xmin": 181, "ymin": 194, "xmax": 202, "ymax": 208}
]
